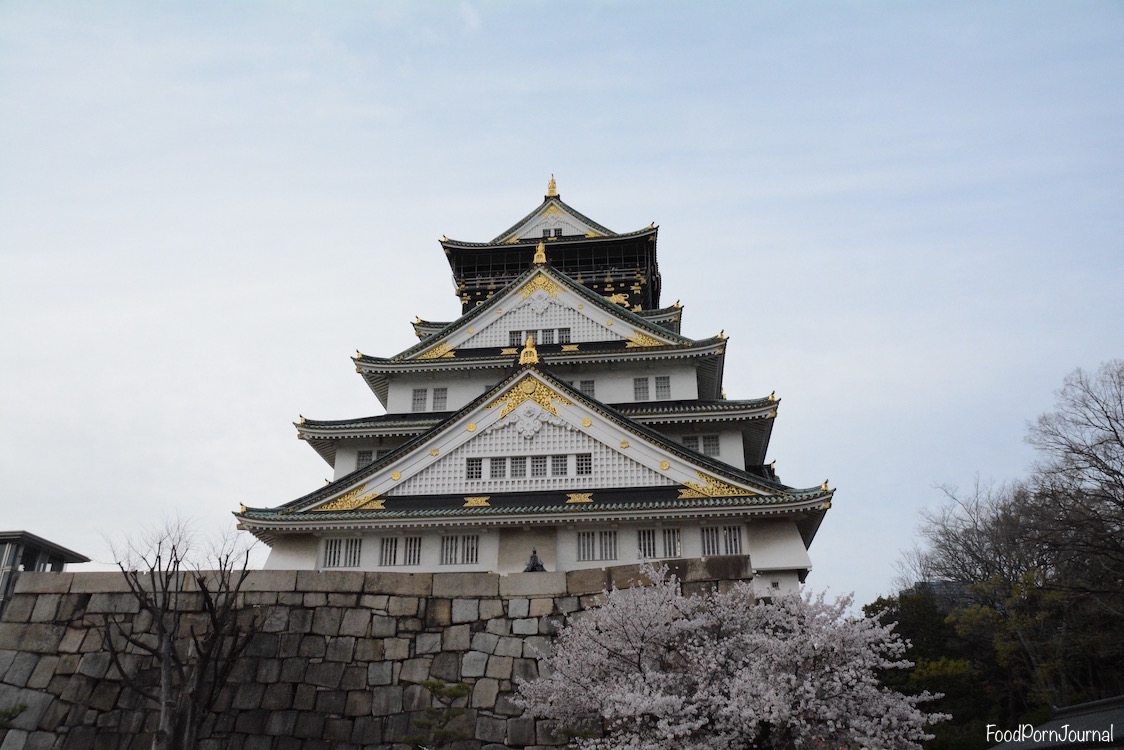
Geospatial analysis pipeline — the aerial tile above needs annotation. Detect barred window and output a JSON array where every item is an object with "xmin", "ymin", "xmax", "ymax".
[
  {"xmin": 509, "ymin": 330, "xmax": 523, "ymax": 348},
  {"xmin": 466, "ymin": 458, "xmax": 483, "ymax": 480},
  {"xmin": 662, "ymin": 528, "xmax": 681, "ymax": 558},
  {"xmin": 403, "ymin": 537, "xmax": 422, "ymax": 566},
  {"xmin": 558, "ymin": 328, "xmax": 571, "ymax": 344},
  {"xmin": 701, "ymin": 527, "xmax": 721, "ymax": 556},
  {"xmin": 552, "ymin": 228, "xmax": 562, "ymax": 237},
  {"xmin": 655, "ymin": 376, "xmax": 671, "ymax": 400},
  {"xmin": 551, "ymin": 455, "xmax": 568, "ymax": 476},
  {"xmin": 542, "ymin": 229, "xmax": 551, "ymax": 238},
  {"xmin": 577, "ymin": 531, "xmax": 595, "ymax": 562},
  {"xmin": 539, "ymin": 329, "xmax": 555, "ymax": 345},
  {"xmin": 357, "ymin": 450, "xmax": 373, "ymax": 469},
  {"xmin": 723, "ymin": 525, "xmax": 742, "ymax": 555},
  {"xmin": 682, "ymin": 436, "xmax": 699, "ymax": 451},
  {"xmin": 324, "ymin": 537, "xmax": 362, "ymax": 568},
  {"xmin": 575, "ymin": 453, "xmax": 592, "ymax": 475},
  {"xmin": 579, "ymin": 379, "xmax": 595, "ymax": 397},
  {"xmin": 531, "ymin": 456, "xmax": 548, "ymax": 477},
  {"xmin": 490, "ymin": 457, "xmax": 507, "ymax": 479},
  {"xmin": 411, "ymin": 388, "xmax": 427, "ymax": 412},
  {"xmin": 432, "ymin": 387, "xmax": 448, "ymax": 411},
  {"xmin": 702, "ymin": 435, "xmax": 721, "ymax": 456},
  {"xmin": 510, "ymin": 456, "xmax": 527, "ymax": 477},
  {"xmin": 599, "ymin": 531, "xmax": 618, "ymax": 561},
  {"xmin": 379, "ymin": 537, "xmax": 398, "ymax": 567},
  {"xmin": 441, "ymin": 534, "xmax": 479, "ymax": 565},
  {"xmin": 637, "ymin": 529, "xmax": 657, "ymax": 558},
  {"xmin": 633, "ymin": 377, "xmax": 649, "ymax": 401}
]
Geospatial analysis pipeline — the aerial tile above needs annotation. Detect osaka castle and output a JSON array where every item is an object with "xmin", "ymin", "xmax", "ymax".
[{"xmin": 236, "ymin": 178, "xmax": 833, "ymax": 593}]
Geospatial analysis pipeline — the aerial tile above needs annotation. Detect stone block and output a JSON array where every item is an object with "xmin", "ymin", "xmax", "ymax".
[
  {"xmin": 295, "ymin": 570, "xmax": 366, "ymax": 593},
  {"xmin": 461, "ymin": 650, "xmax": 489, "ymax": 678},
  {"xmin": 399, "ymin": 657, "xmax": 432, "ymax": 684},
  {"xmin": 323, "ymin": 717, "xmax": 353, "ymax": 741},
  {"xmin": 443, "ymin": 624, "xmax": 470, "ymax": 651},
  {"xmin": 451, "ymin": 598, "xmax": 479, "ymax": 623},
  {"xmin": 402, "ymin": 683, "xmax": 432, "ymax": 711},
  {"xmin": 479, "ymin": 598, "xmax": 505, "ymax": 619},
  {"xmin": 1, "ymin": 597, "xmax": 34, "ymax": 623},
  {"xmin": 27, "ymin": 655, "xmax": 58, "ymax": 690},
  {"xmin": 233, "ymin": 682, "xmax": 266, "ymax": 710},
  {"xmin": 303, "ymin": 592, "xmax": 328, "ymax": 607},
  {"xmin": 485, "ymin": 655, "xmax": 513, "ymax": 680},
  {"xmin": 537, "ymin": 718, "xmax": 567, "ymax": 745},
  {"xmin": 494, "ymin": 693, "xmax": 524, "ymax": 716},
  {"xmin": 540, "ymin": 615, "xmax": 564, "ymax": 635},
  {"xmin": 416, "ymin": 632, "xmax": 441, "ymax": 654},
  {"xmin": 325, "ymin": 636, "xmax": 356, "ymax": 662},
  {"xmin": 260, "ymin": 606, "xmax": 289, "ymax": 633},
  {"xmin": 288, "ymin": 608, "xmax": 314, "ymax": 633},
  {"xmin": 565, "ymin": 567, "xmax": 609, "ymax": 596},
  {"xmin": 387, "ymin": 596, "xmax": 419, "ymax": 617},
  {"xmin": 55, "ymin": 594, "xmax": 89, "ymax": 623},
  {"xmin": 429, "ymin": 651, "xmax": 461, "ymax": 682},
  {"xmin": 280, "ymin": 658, "xmax": 305, "ymax": 682},
  {"xmin": 3, "ymin": 652, "xmax": 38, "ymax": 687},
  {"xmin": 555, "ymin": 595, "xmax": 580, "ymax": 614},
  {"xmin": 371, "ymin": 685, "xmax": 403, "ymax": 716},
  {"xmin": 507, "ymin": 598, "xmax": 530, "ymax": 618},
  {"xmin": 512, "ymin": 618, "xmax": 538, "ymax": 635},
  {"xmin": 339, "ymin": 608, "xmax": 370, "ymax": 637},
  {"xmin": 513, "ymin": 658, "xmax": 539, "ymax": 683},
  {"xmin": 262, "ymin": 682, "xmax": 293, "ymax": 710},
  {"xmin": 398, "ymin": 616, "xmax": 424, "ymax": 633},
  {"xmin": 77, "ymin": 652, "xmax": 111, "ymax": 679},
  {"xmin": 370, "ymin": 615, "xmax": 396, "ymax": 637},
  {"xmin": 507, "ymin": 716, "xmax": 536, "ymax": 747},
  {"xmin": 240, "ymin": 569, "xmax": 297, "ymax": 592},
  {"xmin": 486, "ymin": 617, "xmax": 511, "ymax": 635},
  {"xmin": 383, "ymin": 637, "xmax": 409, "ymax": 660},
  {"xmin": 367, "ymin": 661, "xmax": 392, "ymax": 686},
  {"xmin": 476, "ymin": 714, "xmax": 508, "ymax": 743},
  {"xmin": 265, "ymin": 710, "xmax": 297, "ymax": 736},
  {"xmin": 68, "ymin": 572, "xmax": 135, "ymax": 593},
  {"xmin": 245, "ymin": 633, "xmax": 279, "ymax": 658},
  {"xmin": 471, "ymin": 677, "xmax": 499, "ymax": 708},
  {"xmin": 13, "ymin": 572, "xmax": 73, "ymax": 595},
  {"xmin": 0, "ymin": 685, "xmax": 55, "ymax": 732},
  {"xmin": 363, "ymin": 571, "xmax": 433, "ymax": 597},
  {"xmin": 346, "ymin": 689, "xmax": 372, "ymax": 716},
  {"xmin": 495, "ymin": 636, "xmax": 523, "ymax": 657},
  {"xmin": 471, "ymin": 631, "xmax": 499, "ymax": 654},
  {"xmin": 355, "ymin": 638, "xmax": 383, "ymax": 661},
  {"xmin": 426, "ymin": 597, "xmax": 452, "ymax": 627},
  {"xmin": 311, "ymin": 606, "xmax": 344, "ymax": 636},
  {"xmin": 298, "ymin": 635, "xmax": 326, "ymax": 658},
  {"xmin": 529, "ymin": 598, "xmax": 555, "ymax": 617},
  {"xmin": 522, "ymin": 635, "xmax": 552, "ymax": 659},
  {"xmin": 360, "ymin": 593, "xmax": 389, "ymax": 610},
  {"xmin": 0, "ymin": 623, "xmax": 66, "ymax": 653},
  {"xmin": 433, "ymin": 572, "xmax": 498, "ymax": 598},
  {"xmin": 351, "ymin": 716, "xmax": 383, "ymax": 744},
  {"xmin": 305, "ymin": 661, "xmax": 345, "ymax": 688},
  {"xmin": 28, "ymin": 595, "xmax": 60, "ymax": 622},
  {"xmin": 499, "ymin": 572, "xmax": 568, "ymax": 597},
  {"xmin": 608, "ymin": 563, "xmax": 659, "ymax": 591},
  {"xmin": 327, "ymin": 592, "xmax": 358, "ymax": 607},
  {"xmin": 315, "ymin": 690, "xmax": 346, "ymax": 714},
  {"xmin": 293, "ymin": 711, "xmax": 325, "ymax": 738}
]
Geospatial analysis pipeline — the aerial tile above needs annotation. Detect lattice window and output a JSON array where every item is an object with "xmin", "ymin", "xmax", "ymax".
[
  {"xmin": 662, "ymin": 528, "xmax": 681, "ymax": 558},
  {"xmin": 324, "ymin": 537, "xmax": 361, "ymax": 568},
  {"xmin": 466, "ymin": 458, "xmax": 483, "ymax": 480},
  {"xmin": 579, "ymin": 380, "xmax": 595, "ymax": 397},
  {"xmin": 633, "ymin": 377, "xmax": 649, "ymax": 401},
  {"xmin": 403, "ymin": 537, "xmax": 422, "ymax": 566},
  {"xmin": 441, "ymin": 535, "xmax": 479, "ymax": 565},
  {"xmin": 702, "ymin": 435, "xmax": 721, "ymax": 456},
  {"xmin": 509, "ymin": 330, "xmax": 523, "ymax": 347},
  {"xmin": 510, "ymin": 456, "xmax": 527, "ymax": 477},
  {"xmin": 540, "ymin": 329, "xmax": 555, "ymax": 345},
  {"xmin": 490, "ymin": 457, "xmax": 507, "ymax": 479},
  {"xmin": 411, "ymin": 388, "xmax": 427, "ymax": 412},
  {"xmin": 531, "ymin": 456, "xmax": 548, "ymax": 477},
  {"xmin": 682, "ymin": 436, "xmax": 699, "ymax": 451},
  {"xmin": 551, "ymin": 454, "xmax": 568, "ymax": 476},
  {"xmin": 599, "ymin": 531, "xmax": 618, "ymax": 561},
  {"xmin": 638, "ymin": 529, "xmax": 657, "ymax": 559},
  {"xmin": 578, "ymin": 530, "xmax": 618, "ymax": 561},
  {"xmin": 542, "ymin": 229, "xmax": 551, "ymax": 238},
  {"xmin": 553, "ymin": 228, "xmax": 563, "ymax": 237},
  {"xmin": 559, "ymin": 328, "xmax": 571, "ymax": 344},
  {"xmin": 357, "ymin": 450, "xmax": 373, "ymax": 469},
  {"xmin": 723, "ymin": 526, "xmax": 742, "ymax": 555},
  {"xmin": 379, "ymin": 537, "xmax": 398, "ymax": 567},
  {"xmin": 655, "ymin": 376, "xmax": 671, "ymax": 400},
  {"xmin": 576, "ymin": 453, "xmax": 592, "ymax": 475},
  {"xmin": 432, "ymin": 387, "xmax": 448, "ymax": 411},
  {"xmin": 701, "ymin": 527, "xmax": 720, "ymax": 556}
]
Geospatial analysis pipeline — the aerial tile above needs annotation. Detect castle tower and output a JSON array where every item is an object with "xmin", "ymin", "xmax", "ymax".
[{"xmin": 236, "ymin": 179, "xmax": 832, "ymax": 594}]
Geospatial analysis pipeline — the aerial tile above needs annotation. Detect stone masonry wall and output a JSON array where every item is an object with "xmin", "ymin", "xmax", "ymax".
[{"xmin": 0, "ymin": 557, "xmax": 751, "ymax": 750}]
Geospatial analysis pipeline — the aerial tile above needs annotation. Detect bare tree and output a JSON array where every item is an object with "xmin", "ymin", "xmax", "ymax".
[{"xmin": 101, "ymin": 520, "xmax": 257, "ymax": 750}]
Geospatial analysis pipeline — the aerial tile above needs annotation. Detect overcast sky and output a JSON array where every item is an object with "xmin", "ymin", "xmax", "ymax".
[{"xmin": 2, "ymin": 2, "xmax": 1121, "ymax": 607}]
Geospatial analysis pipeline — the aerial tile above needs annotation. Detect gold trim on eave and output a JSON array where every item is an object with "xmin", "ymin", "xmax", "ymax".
[
  {"xmin": 678, "ymin": 472, "xmax": 757, "ymax": 500},
  {"xmin": 487, "ymin": 376, "xmax": 572, "ymax": 419},
  {"xmin": 464, "ymin": 496, "xmax": 490, "ymax": 507},
  {"xmin": 313, "ymin": 484, "xmax": 384, "ymax": 512},
  {"xmin": 417, "ymin": 341, "xmax": 455, "ymax": 360},
  {"xmin": 566, "ymin": 493, "xmax": 593, "ymax": 504}
]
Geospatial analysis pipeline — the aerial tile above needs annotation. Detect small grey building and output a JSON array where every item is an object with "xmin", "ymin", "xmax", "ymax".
[{"xmin": 0, "ymin": 531, "xmax": 88, "ymax": 616}]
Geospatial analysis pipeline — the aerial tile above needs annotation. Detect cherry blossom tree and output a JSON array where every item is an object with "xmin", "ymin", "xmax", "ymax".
[{"xmin": 517, "ymin": 566, "xmax": 945, "ymax": 750}]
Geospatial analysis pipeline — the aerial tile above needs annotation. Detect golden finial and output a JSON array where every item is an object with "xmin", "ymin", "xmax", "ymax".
[
  {"xmin": 822, "ymin": 479, "xmax": 829, "ymax": 491},
  {"xmin": 239, "ymin": 503, "xmax": 246, "ymax": 513},
  {"xmin": 356, "ymin": 350, "xmax": 363, "ymax": 359},
  {"xmin": 533, "ymin": 241, "xmax": 547, "ymax": 265},
  {"xmin": 298, "ymin": 415, "xmax": 306, "ymax": 425},
  {"xmin": 718, "ymin": 330, "xmax": 725, "ymax": 340},
  {"xmin": 519, "ymin": 334, "xmax": 539, "ymax": 365},
  {"xmin": 442, "ymin": 235, "xmax": 448, "ymax": 242},
  {"xmin": 721, "ymin": 390, "xmax": 727, "ymax": 400},
  {"xmin": 648, "ymin": 222, "xmax": 655, "ymax": 229},
  {"xmin": 770, "ymin": 461, "xmax": 776, "ymax": 470},
  {"xmin": 547, "ymin": 174, "xmax": 557, "ymax": 197},
  {"xmin": 768, "ymin": 390, "xmax": 776, "ymax": 402}
]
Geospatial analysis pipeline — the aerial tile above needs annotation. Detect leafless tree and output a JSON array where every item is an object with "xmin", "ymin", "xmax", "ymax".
[{"xmin": 101, "ymin": 520, "xmax": 257, "ymax": 750}]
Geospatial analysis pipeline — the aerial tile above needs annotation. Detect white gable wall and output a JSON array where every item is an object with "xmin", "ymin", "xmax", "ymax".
[
  {"xmin": 385, "ymin": 371, "xmax": 500, "ymax": 414},
  {"xmin": 458, "ymin": 292, "xmax": 626, "ymax": 349}
]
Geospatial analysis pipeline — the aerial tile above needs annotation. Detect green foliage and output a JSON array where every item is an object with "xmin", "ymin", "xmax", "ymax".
[
  {"xmin": 0, "ymin": 703, "xmax": 27, "ymax": 729},
  {"xmin": 403, "ymin": 680, "xmax": 473, "ymax": 749}
]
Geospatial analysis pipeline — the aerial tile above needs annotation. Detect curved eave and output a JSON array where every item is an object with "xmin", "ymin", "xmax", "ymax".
[
  {"xmin": 445, "ymin": 225, "xmax": 657, "ymax": 251},
  {"xmin": 296, "ymin": 415, "xmax": 445, "ymax": 465},
  {"xmin": 237, "ymin": 491, "xmax": 833, "ymax": 544}
]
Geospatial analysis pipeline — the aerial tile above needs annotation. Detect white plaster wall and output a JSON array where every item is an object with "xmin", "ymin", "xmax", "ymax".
[
  {"xmin": 332, "ymin": 438, "xmax": 413, "ymax": 480},
  {"xmin": 263, "ymin": 536, "xmax": 319, "ymax": 569},
  {"xmin": 647, "ymin": 426, "xmax": 746, "ymax": 471},
  {"xmin": 386, "ymin": 371, "xmax": 502, "ymax": 414},
  {"xmin": 311, "ymin": 529, "xmax": 500, "ymax": 573},
  {"xmin": 745, "ymin": 520, "xmax": 812, "ymax": 572},
  {"xmin": 752, "ymin": 570, "xmax": 802, "ymax": 596}
]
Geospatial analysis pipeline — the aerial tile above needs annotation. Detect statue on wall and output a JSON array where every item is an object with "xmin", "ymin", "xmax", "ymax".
[{"xmin": 523, "ymin": 547, "xmax": 546, "ymax": 572}]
